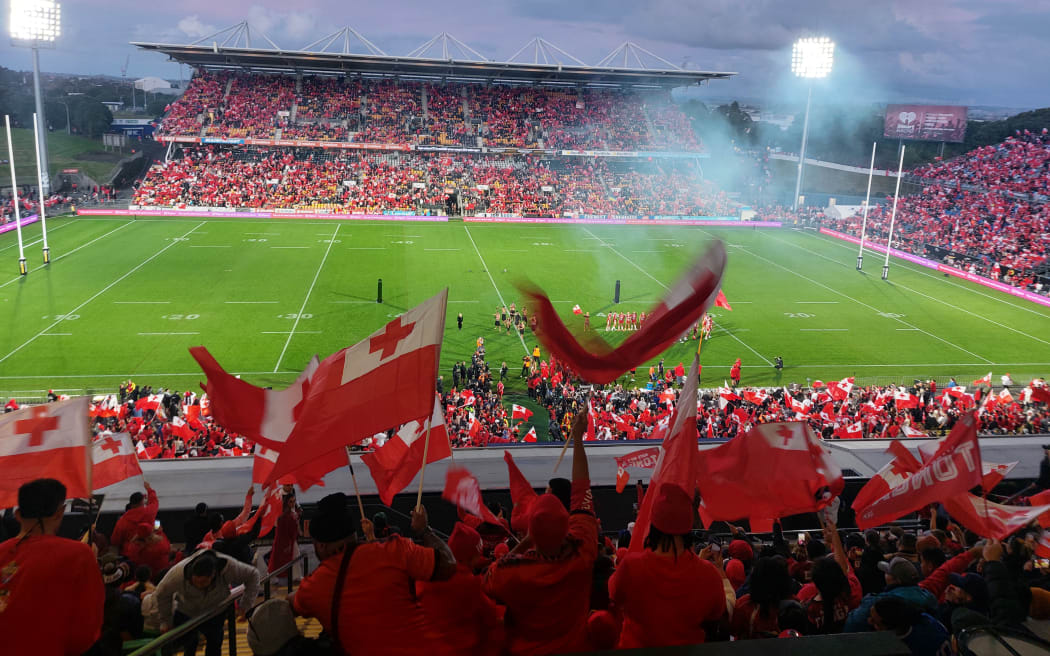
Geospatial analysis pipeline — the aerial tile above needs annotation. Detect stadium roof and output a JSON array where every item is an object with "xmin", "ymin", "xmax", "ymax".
[{"xmin": 132, "ymin": 22, "xmax": 735, "ymax": 89}]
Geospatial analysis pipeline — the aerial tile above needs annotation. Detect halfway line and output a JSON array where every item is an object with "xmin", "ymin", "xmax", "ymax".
[{"xmin": 274, "ymin": 224, "xmax": 340, "ymax": 372}]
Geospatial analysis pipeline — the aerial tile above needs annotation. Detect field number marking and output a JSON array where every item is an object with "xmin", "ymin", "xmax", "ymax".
[{"xmin": 784, "ymin": 313, "xmax": 814, "ymax": 319}]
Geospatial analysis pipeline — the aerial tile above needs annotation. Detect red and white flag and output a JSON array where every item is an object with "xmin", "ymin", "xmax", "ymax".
[
  {"xmin": 829, "ymin": 377, "xmax": 855, "ymax": 402},
  {"xmin": 361, "ymin": 396, "xmax": 452, "ymax": 506},
  {"xmin": 0, "ymin": 398, "xmax": 92, "ymax": 507},
  {"xmin": 998, "ymin": 389, "xmax": 1014, "ymax": 404},
  {"xmin": 442, "ymin": 466, "xmax": 501, "ymax": 524},
  {"xmin": 942, "ymin": 493, "xmax": 1050, "ymax": 541},
  {"xmin": 243, "ymin": 485, "xmax": 285, "ymax": 538},
  {"xmin": 519, "ymin": 242, "xmax": 726, "ymax": 384},
  {"xmin": 460, "ymin": 389, "xmax": 476, "ymax": 406},
  {"xmin": 1030, "ymin": 385, "xmax": 1050, "ymax": 405},
  {"xmin": 819, "ymin": 402, "xmax": 837, "ymax": 424},
  {"xmin": 981, "ymin": 461, "xmax": 1018, "ymax": 492},
  {"xmin": 521, "ymin": 427, "xmax": 537, "ymax": 443},
  {"xmin": 947, "ymin": 386, "xmax": 969, "ymax": 399},
  {"xmin": 834, "ymin": 421, "xmax": 863, "ymax": 440},
  {"xmin": 614, "ymin": 446, "xmax": 661, "ymax": 494},
  {"xmin": 251, "ymin": 444, "xmax": 335, "ymax": 491},
  {"xmin": 718, "ymin": 388, "xmax": 741, "ymax": 410},
  {"xmin": 788, "ymin": 395, "xmax": 812, "ymax": 415},
  {"xmin": 972, "ymin": 372, "xmax": 992, "ymax": 387},
  {"xmin": 189, "ymin": 351, "xmax": 320, "ymax": 451},
  {"xmin": 893, "ymin": 389, "xmax": 920, "ymax": 409},
  {"xmin": 855, "ymin": 413, "xmax": 981, "ymax": 530},
  {"xmin": 742, "ymin": 389, "xmax": 769, "ymax": 405},
  {"xmin": 901, "ymin": 425, "xmax": 927, "ymax": 438},
  {"xmin": 511, "ymin": 404, "xmax": 532, "ymax": 423},
  {"xmin": 92, "ymin": 433, "xmax": 143, "ymax": 490},
  {"xmin": 255, "ymin": 290, "xmax": 446, "ymax": 484},
  {"xmin": 631, "ymin": 356, "xmax": 702, "ymax": 552},
  {"xmin": 170, "ymin": 416, "xmax": 194, "ymax": 440},
  {"xmin": 851, "ymin": 441, "xmax": 923, "ymax": 512}
]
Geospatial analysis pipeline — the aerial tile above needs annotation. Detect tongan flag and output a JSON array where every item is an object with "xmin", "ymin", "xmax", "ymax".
[
  {"xmin": 251, "ymin": 444, "xmax": 336, "ymax": 492},
  {"xmin": 834, "ymin": 421, "xmax": 864, "ymax": 440},
  {"xmin": 851, "ymin": 441, "xmax": 923, "ymax": 512},
  {"xmin": 942, "ymin": 493, "xmax": 1050, "ymax": 541},
  {"xmin": 521, "ymin": 427, "xmax": 538, "ymax": 443},
  {"xmin": 262, "ymin": 290, "xmax": 447, "ymax": 484},
  {"xmin": 0, "ymin": 397, "xmax": 92, "ymax": 507},
  {"xmin": 511, "ymin": 404, "xmax": 533, "ymax": 423},
  {"xmin": 92, "ymin": 433, "xmax": 143, "ymax": 490},
  {"xmin": 855, "ymin": 413, "xmax": 981, "ymax": 530},
  {"xmin": 189, "ymin": 351, "xmax": 320, "ymax": 451},
  {"xmin": 614, "ymin": 447, "xmax": 661, "ymax": 493},
  {"xmin": 981, "ymin": 461, "xmax": 1018, "ymax": 492},
  {"xmin": 519, "ymin": 241, "xmax": 726, "ymax": 384},
  {"xmin": 894, "ymin": 389, "xmax": 920, "ymax": 409},
  {"xmin": 361, "ymin": 396, "xmax": 452, "ymax": 506},
  {"xmin": 829, "ymin": 377, "xmax": 855, "ymax": 402},
  {"xmin": 630, "ymin": 356, "xmax": 702, "ymax": 552},
  {"xmin": 901, "ymin": 425, "xmax": 927, "ymax": 438},
  {"xmin": 972, "ymin": 372, "xmax": 992, "ymax": 387},
  {"xmin": 442, "ymin": 466, "xmax": 501, "ymax": 524}
]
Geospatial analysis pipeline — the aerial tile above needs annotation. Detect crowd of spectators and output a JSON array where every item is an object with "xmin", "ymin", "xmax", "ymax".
[
  {"xmin": 132, "ymin": 147, "xmax": 729, "ymax": 217},
  {"xmin": 10, "ymin": 410, "xmax": 1050, "ymax": 655},
  {"xmin": 823, "ymin": 132, "xmax": 1050, "ymax": 291},
  {"xmin": 156, "ymin": 71, "xmax": 703, "ymax": 152}
]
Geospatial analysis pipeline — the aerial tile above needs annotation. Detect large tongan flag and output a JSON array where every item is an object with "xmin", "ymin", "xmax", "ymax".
[
  {"xmin": 855, "ymin": 413, "xmax": 981, "ymax": 530},
  {"xmin": 92, "ymin": 433, "xmax": 143, "ymax": 490},
  {"xmin": 630, "ymin": 356, "xmax": 702, "ymax": 552},
  {"xmin": 196, "ymin": 289, "xmax": 447, "ymax": 485},
  {"xmin": 519, "ymin": 242, "xmax": 725, "ymax": 384},
  {"xmin": 851, "ymin": 441, "xmax": 924, "ymax": 512},
  {"xmin": 361, "ymin": 396, "xmax": 453, "ymax": 506},
  {"xmin": 0, "ymin": 397, "xmax": 92, "ymax": 507},
  {"xmin": 251, "ymin": 444, "xmax": 338, "ymax": 492}
]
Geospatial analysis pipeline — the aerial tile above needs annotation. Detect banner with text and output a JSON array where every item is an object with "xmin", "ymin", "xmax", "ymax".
[{"xmin": 883, "ymin": 105, "xmax": 968, "ymax": 143}]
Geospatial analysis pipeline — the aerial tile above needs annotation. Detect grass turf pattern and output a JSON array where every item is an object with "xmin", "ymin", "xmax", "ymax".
[{"xmin": 1, "ymin": 215, "xmax": 1048, "ymax": 399}]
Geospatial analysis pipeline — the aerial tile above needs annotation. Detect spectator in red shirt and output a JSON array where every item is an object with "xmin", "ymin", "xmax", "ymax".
[
  {"xmin": 731, "ymin": 556, "xmax": 800, "ymax": 639},
  {"xmin": 416, "ymin": 522, "xmax": 504, "ymax": 656},
  {"xmin": 0, "ymin": 479, "xmax": 105, "ymax": 655},
  {"xmin": 796, "ymin": 522, "xmax": 863, "ymax": 634},
  {"xmin": 483, "ymin": 412, "xmax": 597, "ymax": 655},
  {"xmin": 109, "ymin": 482, "xmax": 170, "ymax": 576},
  {"xmin": 609, "ymin": 482, "xmax": 728, "ymax": 648},
  {"xmin": 291, "ymin": 493, "xmax": 456, "ymax": 656}
]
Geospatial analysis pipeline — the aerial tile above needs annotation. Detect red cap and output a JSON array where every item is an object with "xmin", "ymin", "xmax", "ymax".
[
  {"xmin": 586, "ymin": 610, "xmax": 620, "ymax": 650},
  {"xmin": 650, "ymin": 483, "xmax": 694, "ymax": 535},
  {"xmin": 493, "ymin": 542, "xmax": 510, "ymax": 559},
  {"xmin": 727, "ymin": 539, "xmax": 753, "ymax": 562},
  {"xmin": 447, "ymin": 522, "xmax": 482, "ymax": 566},
  {"xmin": 529, "ymin": 493, "xmax": 569, "ymax": 553},
  {"xmin": 726, "ymin": 558, "xmax": 746, "ymax": 589}
]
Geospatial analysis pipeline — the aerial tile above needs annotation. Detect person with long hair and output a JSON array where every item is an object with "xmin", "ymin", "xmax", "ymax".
[
  {"xmin": 609, "ymin": 484, "xmax": 728, "ymax": 648},
  {"xmin": 730, "ymin": 555, "xmax": 799, "ymax": 639},
  {"xmin": 797, "ymin": 522, "xmax": 863, "ymax": 634}
]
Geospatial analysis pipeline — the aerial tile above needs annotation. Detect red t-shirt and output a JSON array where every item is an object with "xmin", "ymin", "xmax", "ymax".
[
  {"xmin": 292, "ymin": 536, "xmax": 435, "ymax": 656},
  {"xmin": 609, "ymin": 549, "xmax": 725, "ymax": 648},
  {"xmin": 416, "ymin": 567, "xmax": 504, "ymax": 656},
  {"xmin": 483, "ymin": 480, "xmax": 598, "ymax": 656},
  {"xmin": 0, "ymin": 534, "xmax": 105, "ymax": 655}
]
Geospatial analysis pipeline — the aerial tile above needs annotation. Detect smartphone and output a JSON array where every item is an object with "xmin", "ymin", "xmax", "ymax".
[
  {"xmin": 797, "ymin": 533, "xmax": 806, "ymax": 545},
  {"xmin": 1037, "ymin": 559, "xmax": 1050, "ymax": 568},
  {"xmin": 154, "ymin": 520, "xmax": 161, "ymax": 530}
]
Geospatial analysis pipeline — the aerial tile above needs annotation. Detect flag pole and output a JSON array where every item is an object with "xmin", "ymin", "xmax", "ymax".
[
  {"xmin": 344, "ymin": 446, "xmax": 366, "ymax": 520},
  {"xmin": 553, "ymin": 431, "xmax": 572, "ymax": 474},
  {"xmin": 415, "ymin": 422, "xmax": 434, "ymax": 509},
  {"xmin": 882, "ymin": 145, "xmax": 905, "ymax": 281},
  {"xmin": 31, "ymin": 113, "xmax": 50, "ymax": 264},
  {"xmin": 857, "ymin": 141, "xmax": 876, "ymax": 271},
  {"xmin": 4, "ymin": 115, "xmax": 28, "ymax": 276}
]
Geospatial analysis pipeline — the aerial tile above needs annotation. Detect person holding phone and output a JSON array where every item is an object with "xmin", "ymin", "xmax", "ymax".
[{"xmin": 110, "ymin": 481, "xmax": 171, "ymax": 576}]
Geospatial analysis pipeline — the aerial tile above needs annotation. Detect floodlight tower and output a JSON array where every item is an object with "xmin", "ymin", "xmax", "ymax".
[
  {"xmin": 790, "ymin": 37, "xmax": 834, "ymax": 211},
  {"xmin": 9, "ymin": 0, "xmax": 61, "ymax": 195}
]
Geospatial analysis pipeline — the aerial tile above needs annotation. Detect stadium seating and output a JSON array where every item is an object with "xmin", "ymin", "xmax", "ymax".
[{"xmin": 157, "ymin": 71, "xmax": 704, "ymax": 152}]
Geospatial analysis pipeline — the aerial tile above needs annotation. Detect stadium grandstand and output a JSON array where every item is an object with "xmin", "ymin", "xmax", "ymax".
[{"xmin": 6, "ymin": 17, "xmax": 1050, "ymax": 656}]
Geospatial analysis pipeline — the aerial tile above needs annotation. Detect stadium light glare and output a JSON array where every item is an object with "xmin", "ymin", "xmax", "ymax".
[
  {"xmin": 9, "ymin": 0, "xmax": 61, "ymax": 43},
  {"xmin": 791, "ymin": 37, "xmax": 834, "ymax": 79},
  {"xmin": 9, "ymin": 0, "xmax": 60, "ymax": 195},
  {"xmin": 790, "ymin": 36, "xmax": 833, "ymax": 211}
]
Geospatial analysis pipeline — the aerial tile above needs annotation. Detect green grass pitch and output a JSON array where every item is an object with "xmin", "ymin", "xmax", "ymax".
[{"xmin": 1, "ymin": 215, "xmax": 1048, "ymax": 410}]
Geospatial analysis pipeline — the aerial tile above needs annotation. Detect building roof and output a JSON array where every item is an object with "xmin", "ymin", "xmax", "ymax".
[{"xmin": 131, "ymin": 41, "xmax": 735, "ymax": 89}]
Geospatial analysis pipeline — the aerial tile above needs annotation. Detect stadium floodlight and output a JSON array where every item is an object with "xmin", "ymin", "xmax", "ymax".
[
  {"xmin": 790, "ymin": 36, "xmax": 834, "ymax": 211},
  {"xmin": 9, "ymin": 0, "xmax": 61, "ymax": 195}
]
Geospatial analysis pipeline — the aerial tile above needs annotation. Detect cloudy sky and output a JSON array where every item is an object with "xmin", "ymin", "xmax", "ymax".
[{"xmin": 4, "ymin": 0, "xmax": 1048, "ymax": 108}]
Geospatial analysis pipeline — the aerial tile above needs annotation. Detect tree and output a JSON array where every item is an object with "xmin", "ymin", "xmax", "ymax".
[{"xmin": 69, "ymin": 97, "xmax": 112, "ymax": 137}]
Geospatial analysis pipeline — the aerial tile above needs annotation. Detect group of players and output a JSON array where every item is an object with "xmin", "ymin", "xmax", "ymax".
[{"xmin": 493, "ymin": 303, "xmax": 532, "ymax": 338}]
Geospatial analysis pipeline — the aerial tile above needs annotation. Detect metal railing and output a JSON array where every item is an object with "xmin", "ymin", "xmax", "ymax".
[
  {"xmin": 127, "ymin": 586, "xmax": 244, "ymax": 656},
  {"xmin": 260, "ymin": 551, "xmax": 309, "ymax": 601}
]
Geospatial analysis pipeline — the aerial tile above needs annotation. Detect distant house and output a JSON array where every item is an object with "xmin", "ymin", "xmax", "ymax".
[
  {"xmin": 101, "ymin": 101, "xmax": 124, "ymax": 113},
  {"xmin": 134, "ymin": 76, "xmax": 178, "ymax": 95}
]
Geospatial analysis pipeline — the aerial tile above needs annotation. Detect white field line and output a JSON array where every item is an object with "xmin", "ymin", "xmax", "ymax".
[
  {"xmin": 581, "ymin": 227, "xmax": 774, "ymax": 366},
  {"xmin": 800, "ymin": 328, "xmax": 849, "ymax": 331},
  {"xmin": 733, "ymin": 245, "xmax": 994, "ymax": 364},
  {"xmin": 0, "ymin": 222, "xmax": 205, "ymax": 366},
  {"xmin": 114, "ymin": 301, "xmax": 170, "ymax": 305},
  {"xmin": 41, "ymin": 333, "xmax": 72, "ymax": 336},
  {"xmin": 797, "ymin": 301, "xmax": 839, "ymax": 304},
  {"xmin": 270, "ymin": 246, "xmax": 310, "ymax": 249},
  {"xmin": 0, "ymin": 371, "xmax": 301, "ymax": 380},
  {"xmin": 261, "ymin": 331, "xmax": 322, "ymax": 334},
  {"xmin": 190, "ymin": 245, "xmax": 231, "ymax": 248},
  {"xmin": 225, "ymin": 301, "xmax": 278, "ymax": 304},
  {"xmin": 770, "ymin": 232, "xmax": 1050, "ymax": 348},
  {"xmin": 463, "ymin": 226, "xmax": 530, "ymax": 356},
  {"xmin": 0, "ymin": 221, "xmax": 135, "ymax": 290},
  {"xmin": 424, "ymin": 248, "xmax": 461, "ymax": 251},
  {"xmin": 330, "ymin": 300, "xmax": 379, "ymax": 304},
  {"xmin": 346, "ymin": 247, "xmax": 386, "ymax": 250},
  {"xmin": 274, "ymin": 224, "xmax": 340, "ymax": 372},
  {"xmin": 138, "ymin": 332, "xmax": 200, "ymax": 336}
]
